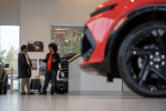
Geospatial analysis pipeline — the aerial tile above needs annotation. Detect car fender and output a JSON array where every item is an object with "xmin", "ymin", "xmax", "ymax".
[{"xmin": 106, "ymin": 4, "xmax": 166, "ymax": 76}]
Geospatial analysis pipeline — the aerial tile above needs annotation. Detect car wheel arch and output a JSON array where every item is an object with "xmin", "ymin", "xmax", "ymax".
[{"xmin": 105, "ymin": 4, "xmax": 166, "ymax": 79}]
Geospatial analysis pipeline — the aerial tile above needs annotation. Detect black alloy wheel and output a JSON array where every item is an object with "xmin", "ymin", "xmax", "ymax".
[{"xmin": 118, "ymin": 22, "xmax": 166, "ymax": 97}]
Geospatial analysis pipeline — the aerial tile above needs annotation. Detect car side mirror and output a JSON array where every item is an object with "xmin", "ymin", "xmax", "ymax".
[{"xmin": 5, "ymin": 64, "xmax": 9, "ymax": 68}]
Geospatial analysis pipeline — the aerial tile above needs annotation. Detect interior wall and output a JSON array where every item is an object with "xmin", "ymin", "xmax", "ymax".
[
  {"xmin": 0, "ymin": 0, "xmax": 20, "ymax": 25},
  {"xmin": 20, "ymin": 0, "xmax": 105, "ymax": 76},
  {"xmin": 69, "ymin": 57, "xmax": 122, "ymax": 93}
]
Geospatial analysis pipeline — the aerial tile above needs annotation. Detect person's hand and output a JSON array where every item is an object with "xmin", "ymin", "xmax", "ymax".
[
  {"xmin": 30, "ymin": 66, "xmax": 32, "ymax": 70},
  {"xmin": 52, "ymin": 59, "xmax": 56, "ymax": 62},
  {"xmin": 40, "ymin": 58, "xmax": 43, "ymax": 61}
]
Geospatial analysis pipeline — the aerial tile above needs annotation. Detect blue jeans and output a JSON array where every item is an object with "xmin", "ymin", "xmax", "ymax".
[{"xmin": 42, "ymin": 70, "xmax": 57, "ymax": 94}]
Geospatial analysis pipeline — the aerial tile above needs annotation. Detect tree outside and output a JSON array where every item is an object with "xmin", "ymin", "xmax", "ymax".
[
  {"xmin": 0, "ymin": 48, "xmax": 6, "ymax": 62},
  {"xmin": 4, "ymin": 47, "xmax": 18, "ymax": 70},
  {"xmin": 0, "ymin": 26, "xmax": 20, "ymax": 73}
]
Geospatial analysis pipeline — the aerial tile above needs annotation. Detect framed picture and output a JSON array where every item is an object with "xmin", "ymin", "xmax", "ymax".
[
  {"xmin": 31, "ymin": 59, "xmax": 37, "ymax": 70},
  {"xmin": 50, "ymin": 25, "xmax": 84, "ymax": 57},
  {"xmin": 28, "ymin": 41, "xmax": 44, "ymax": 52},
  {"xmin": 39, "ymin": 60, "xmax": 46, "ymax": 75}
]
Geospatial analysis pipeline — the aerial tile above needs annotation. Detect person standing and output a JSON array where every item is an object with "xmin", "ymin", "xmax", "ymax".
[
  {"xmin": 41, "ymin": 43, "xmax": 60, "ymax": 95},
  {"xmin": 18, "ymin": 45, "xmax": 33, "ymax": 95}
]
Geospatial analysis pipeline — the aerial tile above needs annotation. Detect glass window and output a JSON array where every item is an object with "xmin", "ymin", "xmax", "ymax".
[
  {"xmin": 0, "ymin": 25, "xmax": 20, "ymax": 70},
  {"xmin": 0, "ymin": 25, "xmax": 20, "ymax": 92}
]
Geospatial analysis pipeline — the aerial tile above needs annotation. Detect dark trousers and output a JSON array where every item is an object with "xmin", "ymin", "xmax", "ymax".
[{"xmin": 42, "ymin": 70, "xmax": 57, "ymax": 94}]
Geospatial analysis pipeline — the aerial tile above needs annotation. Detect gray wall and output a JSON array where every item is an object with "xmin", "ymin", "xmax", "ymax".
[
  {"xmin": 0, "ymin": 0, "xmax": 20, "ymax": 25},
  {"xmin": 20, "ymin": 0, "xmax": 105, "ymax": 76},
  {"xmin": 69, "ymin": 57, "xmax": 122, "ymax": 94}
]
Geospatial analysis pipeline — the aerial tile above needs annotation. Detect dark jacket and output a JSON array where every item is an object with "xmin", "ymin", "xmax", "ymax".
[
  {"xmin": 43, "ymin": 53, "xmax": 60, "ymax": 71},
  {"xmin": 18, "ymin": 52, "xmax": 32, "ymax": 78}
]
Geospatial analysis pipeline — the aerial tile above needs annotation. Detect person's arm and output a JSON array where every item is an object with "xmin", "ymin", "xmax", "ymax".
[
  {"xmin": 52, "ymin": 53, "xmax": 60, "ymax": 63},
  {"xmin": 56, "ymin": 53, "xmax": 60, "ymax": 63},
  {"xmin": 29, "ymin": 59, "xmax": 32, "ymax": 67},
  {"xmin": 29, "ymin": 58, "xmax": 33, "ymax": 70},
  {"xmin": 19, "ymin": 53, "xmax": 29, "ymax": 68},
  {"xmin": 42, "ymin": 54, "xmax": 49, "ymax": 63}
]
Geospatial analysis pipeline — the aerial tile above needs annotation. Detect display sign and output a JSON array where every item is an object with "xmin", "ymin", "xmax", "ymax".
[{"xmin": 51, "ymin": 25, "xmax": 84, "ymax": 56}]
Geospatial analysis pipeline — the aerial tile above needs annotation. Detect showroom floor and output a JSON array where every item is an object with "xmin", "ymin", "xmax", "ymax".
[{"xmin": 0, "ymin": 93, "xmax": 166, "ymax": 111}]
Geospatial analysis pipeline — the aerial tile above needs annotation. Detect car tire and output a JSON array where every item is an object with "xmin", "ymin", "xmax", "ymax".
[{"xmin": 118, "ymin": 22, "xmax": 166, "ymax": 97}]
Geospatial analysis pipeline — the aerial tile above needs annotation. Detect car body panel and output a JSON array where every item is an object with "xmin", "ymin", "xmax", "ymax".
[
  {"xmin": 0, "ymin": 60, "xmax": 8, "ymax": 94},
  {"xmin": 80, "ymin": 0, "xmax": 166, "ymax": 66}
]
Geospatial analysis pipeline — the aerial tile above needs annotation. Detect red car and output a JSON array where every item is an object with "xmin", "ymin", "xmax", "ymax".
[{"xmin": 80, "ymin": 0, "xmax": 166, "ymax": 97}]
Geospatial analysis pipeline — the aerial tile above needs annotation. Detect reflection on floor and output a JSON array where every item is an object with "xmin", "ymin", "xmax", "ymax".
[{"xmin": 0, "ymin": 93, "xmax": 166, "ymax": 111}]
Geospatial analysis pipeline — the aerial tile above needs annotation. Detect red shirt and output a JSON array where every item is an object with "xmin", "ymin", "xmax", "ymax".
[{"xmin": 47, "ymin": 53, "xmax": 53, "ymax": 71}]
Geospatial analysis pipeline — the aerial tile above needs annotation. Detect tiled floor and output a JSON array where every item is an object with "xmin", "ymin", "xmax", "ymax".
[{"xmin": 0, "ymin": 93, "xmax": 166, "ymax": 111}]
